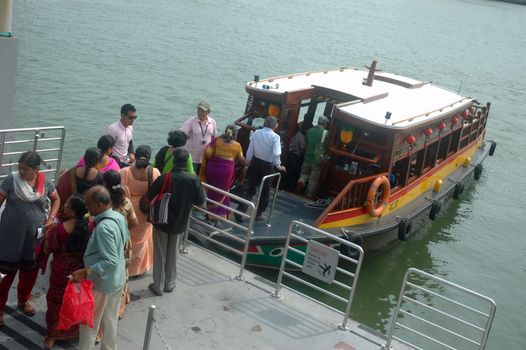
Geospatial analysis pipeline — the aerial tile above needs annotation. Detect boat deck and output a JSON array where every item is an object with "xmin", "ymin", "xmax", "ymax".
[
  {"xmin": 0, "ymin": 242, "xmax": 412, "ymax": 350},
  {"xmin": 251, "ymin": 191, "xmax": 328, "ymax": 239}
]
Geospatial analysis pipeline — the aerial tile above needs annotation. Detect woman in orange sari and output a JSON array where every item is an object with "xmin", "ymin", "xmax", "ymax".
[
  {"xmin": 199, "ymin": 125, "xmax": 244, "ymax": 224},
  {"xmin": 120, "ymin": 145, "xmax": 160, "ymax": 277}
]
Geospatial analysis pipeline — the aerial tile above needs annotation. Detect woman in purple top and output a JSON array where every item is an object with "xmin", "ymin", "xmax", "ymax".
[{"xmin": 76, "ymin": 135, "xmax": 120, "ymax": 173}]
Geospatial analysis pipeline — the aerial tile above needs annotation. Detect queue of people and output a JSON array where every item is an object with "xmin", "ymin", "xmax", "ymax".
[{"xmin": 0, "ymin": 100, "xmax": 330, "ymax": 349}]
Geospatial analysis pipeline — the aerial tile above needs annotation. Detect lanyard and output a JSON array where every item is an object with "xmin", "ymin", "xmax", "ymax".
[{"xmin": 198, "ymin": 120, "xmax": 209, "ymax": 138}]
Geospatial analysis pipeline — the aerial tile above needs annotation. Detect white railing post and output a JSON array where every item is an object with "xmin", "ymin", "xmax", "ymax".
[{"xmin": 1, "ymin": 0, "xmax": 13, "ymax": 36}]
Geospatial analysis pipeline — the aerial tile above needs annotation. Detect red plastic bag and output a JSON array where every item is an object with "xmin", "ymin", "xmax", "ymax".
[{"xmin": 57, "ymin": 279, "xmax": 94, "ymax": 330}]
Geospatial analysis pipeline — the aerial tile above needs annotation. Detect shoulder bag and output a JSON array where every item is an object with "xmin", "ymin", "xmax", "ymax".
[{"xmin": 149, "ymin": 173, "xmax": 172, "ymax": 225}]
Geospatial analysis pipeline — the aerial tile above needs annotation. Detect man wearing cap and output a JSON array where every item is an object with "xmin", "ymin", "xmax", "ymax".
[
  {"xmin": 296, "ymin": 115, "xmax": 330, "ymax": 198},
  {"xmin": 181, "ymin": 101, "xmax": 217, "ymax": 174},
  {"xmin": 106, "ymin": 103, "xmax": 137, "ymax": 167},
  {"xmin": 236, "ymin": 116, "xmax": 286, "ymax": 222}
]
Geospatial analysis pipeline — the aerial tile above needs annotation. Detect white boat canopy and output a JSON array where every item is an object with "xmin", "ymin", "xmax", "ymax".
[{"xmin": 247, "ymin": 68, "xmax": 472, "ymax": 129}]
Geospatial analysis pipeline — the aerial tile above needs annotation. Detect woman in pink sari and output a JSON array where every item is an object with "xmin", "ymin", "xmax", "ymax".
[
  {"xmin": 76, "ymin": 135, "xmax": 120, "ymax": 173},
  {"xmin": 199, "ymin": 125, "xmax": 244, "ymax": 225}
]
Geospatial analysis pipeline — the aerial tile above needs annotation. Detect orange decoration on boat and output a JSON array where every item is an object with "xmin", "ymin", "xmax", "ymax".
[
  {"xmin": 406, "ymin": 134, "xmax": 416, "ymax": 145},
  {"xmin": 340, "ymin": 129, "xmax": 353, "ymax": 144}
]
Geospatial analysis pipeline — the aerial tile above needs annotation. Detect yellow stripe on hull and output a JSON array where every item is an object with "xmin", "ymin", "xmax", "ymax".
[{"xmin": 319, "ymin": 139, "xmax": 483, "ymax": 229}]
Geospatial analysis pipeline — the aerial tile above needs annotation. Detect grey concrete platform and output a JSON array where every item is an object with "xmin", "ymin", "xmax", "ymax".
[{"xmin": 0, "ymin": 243, "xmax": 412, "ymax": 350}]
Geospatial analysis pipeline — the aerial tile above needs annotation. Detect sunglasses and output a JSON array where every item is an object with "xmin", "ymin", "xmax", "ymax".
[{"xmin": 128, "ymin": 115, "xmax": 138, "ymax": 120}]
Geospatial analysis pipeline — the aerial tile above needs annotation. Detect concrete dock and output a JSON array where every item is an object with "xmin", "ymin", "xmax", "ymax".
[{"xmin": 0, "ymin": 242, "xmax": 411, "ymax": 350}]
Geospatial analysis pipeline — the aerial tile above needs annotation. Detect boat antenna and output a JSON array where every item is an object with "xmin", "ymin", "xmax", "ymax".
[
  {"xmin": 457, "ymin": 81, "xmax": 463, "ymax": 94},
  {"xmin": 363, "ymin": 59, "xmax": 379, "ymax": 87}
]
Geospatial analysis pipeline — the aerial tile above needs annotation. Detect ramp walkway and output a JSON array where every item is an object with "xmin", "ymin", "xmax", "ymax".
[{"xmin": 1, "ymin": 242, "xmax": 406, "ymax": 350}]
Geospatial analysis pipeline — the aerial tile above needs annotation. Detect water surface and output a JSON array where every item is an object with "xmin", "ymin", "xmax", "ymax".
[{"xmin": 12, "ymin": 0, "xmax": 526, "ymax": 348}]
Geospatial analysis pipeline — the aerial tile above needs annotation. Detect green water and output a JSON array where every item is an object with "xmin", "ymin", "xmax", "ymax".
[{"xmin": 11, "ymin": 0, "xmax": 526, "ymax": 348}]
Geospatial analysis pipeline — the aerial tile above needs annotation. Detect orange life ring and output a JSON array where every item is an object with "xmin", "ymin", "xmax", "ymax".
[{"xmin": 366, "ymin": 176, "xmax": 390, "ymax": 217}]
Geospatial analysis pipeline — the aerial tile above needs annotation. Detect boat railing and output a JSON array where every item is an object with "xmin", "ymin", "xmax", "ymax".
[
  {"xmin": 180, "ymin": 182, "xmax": 256, "ymax": 281},
  {"xmin": 383, "ymin": 268, "xmax": 496, "ymax": 350},
  {"xmin": 314, "ymin": 172, "xmax": 388, "ymax": 227},
  {"xmin": 272, "ymin": 220, "xmax": 364, "ymax": 330},
  {"xmin": 0, "ymin": 126, "xmax": 65, "ymax": 183},
  {"xmin": 254, "ymin": 172, "xmax": 281, "ymax": 226}
]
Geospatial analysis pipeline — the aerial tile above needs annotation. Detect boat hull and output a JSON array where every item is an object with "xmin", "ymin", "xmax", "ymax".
[{"xmin": 238, "ymin": 138, "xmax": 493, "ymax": 268}]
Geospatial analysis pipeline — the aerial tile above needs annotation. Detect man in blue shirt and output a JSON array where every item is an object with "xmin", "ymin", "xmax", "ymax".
[
  {"xmin": 72, "ymin": 186, "xmax": 128, "ymax": 350},
  {"xmin": 236, "ymin": 116, "xmax": 286, "ymax": 221}
]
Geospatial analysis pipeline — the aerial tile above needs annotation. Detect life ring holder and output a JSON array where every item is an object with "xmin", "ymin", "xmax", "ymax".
[{"xmin": 365, "ymin": 176, "xmax": 390, "ymax": 217}]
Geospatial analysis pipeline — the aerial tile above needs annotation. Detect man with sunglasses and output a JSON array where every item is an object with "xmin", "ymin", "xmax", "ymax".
[{"xmin": 106, "ymin": 104, "xmax": 137, "ymax": 167}]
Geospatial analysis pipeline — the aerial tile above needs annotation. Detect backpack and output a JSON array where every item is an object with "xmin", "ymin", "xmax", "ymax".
[{"xmin": 313, "ymin": 130, "xmax": 328, "ymax": 164}]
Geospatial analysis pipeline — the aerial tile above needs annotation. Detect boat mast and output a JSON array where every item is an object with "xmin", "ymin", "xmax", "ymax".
[{"xmin": 363, "ymin": 59, "xmax": 378, "ymax": 87}]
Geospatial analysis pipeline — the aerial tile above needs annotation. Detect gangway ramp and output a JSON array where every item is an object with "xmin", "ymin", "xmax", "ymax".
[{"xmin": 1, "ymin": 242, "xmax": 409, "ymax": 350}]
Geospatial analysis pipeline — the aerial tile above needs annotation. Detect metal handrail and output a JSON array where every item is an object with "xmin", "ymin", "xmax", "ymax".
[
  {"xmin": 0, "ymin": 126, "xmax": 66, "ymax": 183},
  {"xmin": 254, "ymin": 172, "xmax": 281, "ymax": 226},
  {"xmin": 313, "ymin": 172, "xmax": 388, "ymax": 227},
  {"xmin": 272, "ymin": 220, "xmax": 364, "ymax": 330},
  {"xmin": 383, "ymin": 268, "xmax": 496, "ymax": 350},
  {"xmin": 180, "ymin": 182, "xmax": 256, "ymax": 280}
]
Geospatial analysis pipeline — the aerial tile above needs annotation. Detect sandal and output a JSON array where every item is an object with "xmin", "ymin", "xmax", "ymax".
[
  {"xmin": 17, "ymin": 302, "xmax": 36, "ymax": 316},
  {"xmin": 44, "ymin": 336, "xmax": 55, "ymax": 349}
]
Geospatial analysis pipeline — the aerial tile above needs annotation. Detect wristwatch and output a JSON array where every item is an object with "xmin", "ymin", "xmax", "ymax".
[{"xmin": 86, "ymin": 267, "xmax": 94, "ymax": 276}]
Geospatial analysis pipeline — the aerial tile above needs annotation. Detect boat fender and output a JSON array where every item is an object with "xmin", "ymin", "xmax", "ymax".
[
  {"xmin": 429, "ymin": 201, "xmax": 442, "ymax": 220},
  {"xmin": 339, "ymin": 229, "xmax": 363, "ymax": 260},
  {"xmin": 366, "ymin": 176, "xmax": 390, "ymax": 217},
  {"xmin": 474, "ymin": 164, "xmax": 483, "ymax": 181},
  {"xmin": 398, "ymin": 219, "xmax": 412, "ymax": 241},
  {"xmin": 453, "ymin": 182, "xmax": 464, "ymax": 199},
  {"xmin": 433, "ymin": 179, "xmax": 443, "ymax": 193},
  {"xmin": 463, "ymin": 157, "xmax": 471, "ymax": 168},
  {"xmin": 489, "ymin": 141, "xmax": 497, "ymax": 156}
]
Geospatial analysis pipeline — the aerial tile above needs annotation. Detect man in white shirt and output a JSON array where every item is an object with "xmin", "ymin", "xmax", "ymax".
[
  {"xmin": 180, "ymin": 101, "xmax": 217, "ymax": 174},
  {"xmin": 235, "ymin": 116, "xmax": 286, "ymax": 221},
  {"xmin": 106, "ymin": 104, "xmax": 137, "ymax": 167}
]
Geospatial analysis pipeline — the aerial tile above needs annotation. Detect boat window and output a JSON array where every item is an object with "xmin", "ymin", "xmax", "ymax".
[
  {"xmin": 391, "ymin": 157, "xmax": 409, "ymax": 188},
  {"xmin": 436, "ymin": 134, "xmax": 451, "ymax": 162},
  {"xmin": 407, "ymin": 149, "xmax": 425, "ymax": 184},
  {"xmin": 423, "ymin": 142, "xmax": 439, "ymax": 172},
  {"xmin": 298, "ymin": 99, "xmax": 310, "ymax": 125},
  {"xmin": 449, "ymin": 128, "xmax": 461, "ymax": 155},
  {"xmin": 299, "ymin": 99, "xmax": 330, "ymax": 131},
  {"xmin": 238, "ymin": 97, "xmax": 281, "ymax": 129}
]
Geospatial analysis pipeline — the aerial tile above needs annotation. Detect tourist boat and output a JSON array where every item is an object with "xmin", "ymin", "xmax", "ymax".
[{"xmin": 192, "ymin": 61, "xmax": 497, "ymax": 268}]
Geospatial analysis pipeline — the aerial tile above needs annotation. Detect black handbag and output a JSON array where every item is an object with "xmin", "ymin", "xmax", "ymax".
[{"xmin": 148, "ymin": 173, "xmax": 172, "ymax": 225}]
